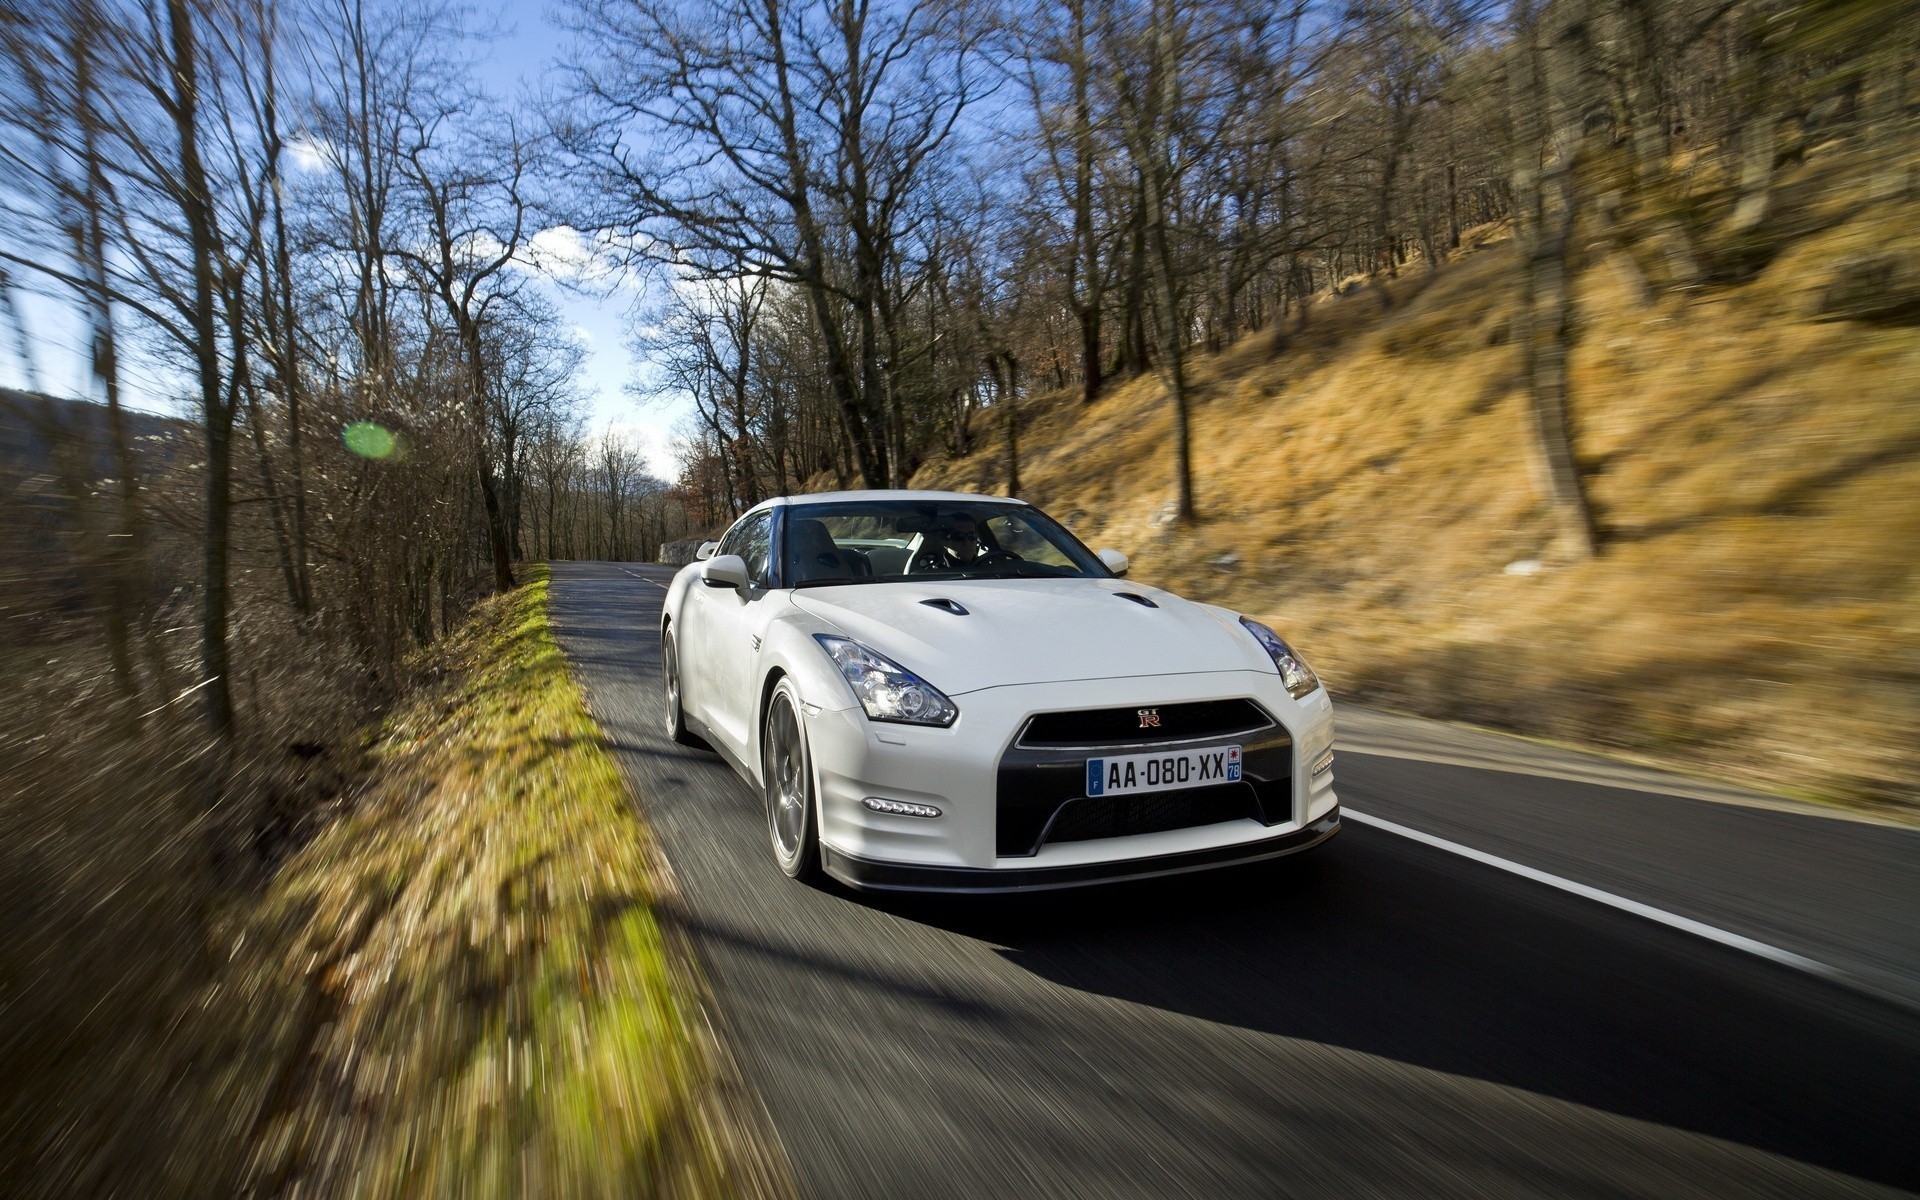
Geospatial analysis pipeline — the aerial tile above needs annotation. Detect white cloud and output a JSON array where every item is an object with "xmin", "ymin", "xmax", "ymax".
[
  {"xmin": 597, "ymin": 415, "xmax": 681, "ymax": 480},
  {"xmin": 518, "ymin": 225, "xmax": 641, "ymax": 287},
  {"xmin": 285, "ymin": 137, "xmax": 330, "ymax": 172}
]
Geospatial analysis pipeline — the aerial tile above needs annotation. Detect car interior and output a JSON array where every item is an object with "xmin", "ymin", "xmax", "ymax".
[
  {"xmin": 783, "ymin": 506, "xmax": 1090, "ymax": 585},
  {"xmin": 785, "ymin": 517, "xmax": 875, "ymax": 584}
]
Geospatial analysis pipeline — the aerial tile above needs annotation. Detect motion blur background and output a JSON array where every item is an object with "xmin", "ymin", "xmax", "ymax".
[{"xmin": 1, "ymin": 0, "xmax": 1915, "ymax": 1193}]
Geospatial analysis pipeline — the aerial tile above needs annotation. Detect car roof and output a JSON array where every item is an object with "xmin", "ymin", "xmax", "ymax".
[{"xmin": 753, "ymin": 488, "xmax": 1027, "ymax": 510}]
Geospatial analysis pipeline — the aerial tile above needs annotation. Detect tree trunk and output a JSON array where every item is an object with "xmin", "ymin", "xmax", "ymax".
[
  {"xmin": 1446, "ymin": 158, "xmax": 1462, "ymax": 250},
  {"xmin": 1113, "ymin": 185, "xmax": 1152, "ymax": 379},
  {"xmin": 259, "ymin": 11, "xmax": 311, "ymax": 616},
  {"xmin": 1511, "ymin": 0, "xmax": 1598, "ymax": 559},
  {"xmin": 232, "ymin": 281, "xmax": 306, "ymax": 613},
  {"xmin": 1140, "ymin": 0, "xmax": 1194, "ymax": 524},
  {"xmin": 998, "ymin": 355, "xmax": 1020, "ymax": 497},
  {"xmin": 73, "ymin": 11, "xmax": 141, "ymax": 704},
  {"xmin": 1070, "ymin": 0, "xmax": 1104, "ymax": 406},
  {"xmin": 168, "ymin": 0, "xmax": 237, "ymax": 737},
  {"xmin": 1724, "ymin": 6, "xmax": 1778, "ymax": 234},
  {"xmin": 1414, "ymin": 163, "xmax": 1439, "ymax": 272},
  {"xmin": 1375, "ymin": 129, "xmax": 1402, "ymax": 285},
  {"xmin": 458, "ymin": 321, "xmax": 517, "ymax": 591}
]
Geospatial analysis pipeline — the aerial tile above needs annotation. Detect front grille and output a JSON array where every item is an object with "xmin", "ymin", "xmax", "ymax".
[
  {"xmin": 995, "ymin": 733, "xmax": 1293, "ymax": 856},
  {"xmin": 1043, "ymin": 784, "xmax": 1260, "ymax": 845},
  {"xmin": 1018, "ymin": 699, "xmax": 1272, "ymax": 748}
]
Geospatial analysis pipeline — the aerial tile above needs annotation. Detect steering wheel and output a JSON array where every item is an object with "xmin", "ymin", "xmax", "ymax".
[{"xmin": 974, "ymin": 548, "xmax": 1022, "ymax": 567}]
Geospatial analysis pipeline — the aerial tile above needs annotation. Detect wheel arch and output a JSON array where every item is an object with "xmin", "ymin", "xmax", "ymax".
[
  {"xmin": 751, "ymin": 666, "xmax": 791, "ymax": 786},
  {"xmin": 758, "ymin": 666, "xmax": 791, "ymax": 730}
]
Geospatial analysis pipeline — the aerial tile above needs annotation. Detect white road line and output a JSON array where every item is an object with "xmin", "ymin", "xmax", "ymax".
[
  {"xmin": 1342, "ymin": 808, "xmax": 1841, "ymax": 979},
  {"xmin": 1340, "ymin": 743, "xmax": 1894, "ymax": 825},
  {"xmin": 617, "ymin": 566, "xmax": 669, "ymax": 589}
]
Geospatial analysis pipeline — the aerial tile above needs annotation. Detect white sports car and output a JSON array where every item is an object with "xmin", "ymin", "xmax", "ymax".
[{"xmin": 660, "ymin": 489, "xmax": 1339, "ymax": 892}]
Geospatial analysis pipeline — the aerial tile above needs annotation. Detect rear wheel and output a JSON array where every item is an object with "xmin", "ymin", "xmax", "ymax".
[
  {"xmin": 762, "ymin": 679, "xmax": 823, "ymax": 882},
  {"xmin": 662, "ymin": 629, "xmax": 701, "ymax": 746}
]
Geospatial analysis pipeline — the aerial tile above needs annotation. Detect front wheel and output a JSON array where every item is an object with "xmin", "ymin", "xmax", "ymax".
[
  {"xmin": 761, "ymin": 679, "xmax": 823, "ymax": 882},
  {"xmin": 662, "ymin": 630, "xmax": 701, "ymax": 746}
]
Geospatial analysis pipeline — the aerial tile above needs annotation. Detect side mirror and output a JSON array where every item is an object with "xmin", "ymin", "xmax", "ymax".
[
  {"xmin": 700, "ymin": 553, "xmax": 750, "ymax": 588},
  {"xmin": 695, "ymin": 540, "xmax": 719, "ymax": 562},
  {"xmin": 1097, "ymin": 548, "xmax": 1129, "ymax": 577}
]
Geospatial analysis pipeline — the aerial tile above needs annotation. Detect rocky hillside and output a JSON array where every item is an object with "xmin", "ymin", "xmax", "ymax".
[{"xmin": 913, "ymin": 147, "xmax": 1920, "ymax": 815}]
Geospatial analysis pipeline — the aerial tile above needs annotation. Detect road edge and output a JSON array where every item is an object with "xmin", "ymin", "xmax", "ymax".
[{"xmin": 552, "ymin": 562, "xmax": 802, "ymax": 1199}]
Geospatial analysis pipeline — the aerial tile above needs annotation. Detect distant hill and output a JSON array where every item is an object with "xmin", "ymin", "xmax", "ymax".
[
  {"xmin": 0, "ymin": 390, "xmax": 188, "ymax": 618},
  {"xmin": 913, "ymin": 151, "xmax": 1920, "ymax": 814},
  {"xmin": 0, "ymin": 389, "xmax": 183, "ymax": 482}
]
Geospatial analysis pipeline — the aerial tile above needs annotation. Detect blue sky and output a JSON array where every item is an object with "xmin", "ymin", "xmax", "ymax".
[
  {"xmin": 0, "ymin": 0, "xmax": 685, "ymax": 480},
  {"xmin": 479, "ymin": 0, "xmax": 684, "ymax": 477}
]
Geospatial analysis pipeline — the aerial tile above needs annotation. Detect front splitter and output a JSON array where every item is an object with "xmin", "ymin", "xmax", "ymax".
[{"xmin": 820, "ymin": 809, "xmax": 1340, "ymax": 894}]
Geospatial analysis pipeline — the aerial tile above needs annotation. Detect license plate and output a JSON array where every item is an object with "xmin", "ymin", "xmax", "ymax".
[{"xmin": 1085, "ymin": 745, "xmax": 1241, "ymax": 797}]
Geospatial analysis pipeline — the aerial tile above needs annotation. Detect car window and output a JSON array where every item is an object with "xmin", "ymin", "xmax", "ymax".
[
  {"xmin": 982, "ymin": 513, "xmax": 1080, "ymax": 572},
  {"xmin": 716, "ymin": 511, "xmax": 761, "ymax": 560},
  {"xmin": 716, "ymin": 510, "xmax": 775, "ymax": 588},
  {"xmin": 782, "ymin": 500, "xmax": 1106, "ymax": 586},
  {"xmin": 739, "ymin": 512, "xmax": 774, "ymax": 587}
]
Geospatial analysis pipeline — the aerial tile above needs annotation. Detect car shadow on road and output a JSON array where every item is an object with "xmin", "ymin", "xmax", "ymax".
[{"xmin": 866, "ymin": 832, "xmax": 1920, "ymax": 1191}]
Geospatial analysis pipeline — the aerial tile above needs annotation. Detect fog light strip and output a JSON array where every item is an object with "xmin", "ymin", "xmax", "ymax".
[
  {"xmin": 1312, "ymin": 750, "xmax": 1335, "ymax": 776},
  {"xmin": 862, "ymin": 797, "xmax": 941, "ymax": 818}
]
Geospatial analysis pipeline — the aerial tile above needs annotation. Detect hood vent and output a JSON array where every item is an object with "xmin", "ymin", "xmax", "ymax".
[
  {"xmin": 920, "ymin": 597, "xmax": 969, "ymax": 616},
  {"xmin": 1113, "ymin": 591, "xmax": 1158, "ymax": 609}
]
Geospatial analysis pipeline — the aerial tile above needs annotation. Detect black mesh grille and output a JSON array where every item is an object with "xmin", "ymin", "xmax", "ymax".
[
  {"xmin": 1044, "ymin": 784, "xmax": 1260, "ymax": 845},
  {"xmin": 1019, "ymin": 699, "xmax": 1271, "ymax": 747}
]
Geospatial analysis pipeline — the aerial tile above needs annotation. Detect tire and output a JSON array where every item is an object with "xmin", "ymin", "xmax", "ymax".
[
  {"xmin": 661, "ymin": 628, "xmax": 702, "ymax": 747},
  {"xmin": 761, "ymin": 679, "xmax": 823, "ymax": 882}
]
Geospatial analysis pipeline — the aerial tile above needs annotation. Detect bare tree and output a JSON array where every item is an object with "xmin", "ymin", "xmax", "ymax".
[
  {"xmin": 1112, "ymin": 0, "xmax": 1202, "ymax": 522},
  {"xmin": 560, "ymin": 0, "xmax": 983, "ymax": 487},
  {"xmin": 394, "ymin": 113, "xmax": 539, "ymax": 591},
  {"xmin": 1509, "ymin": 0, "xmax": 1599, "ymax": 558}
]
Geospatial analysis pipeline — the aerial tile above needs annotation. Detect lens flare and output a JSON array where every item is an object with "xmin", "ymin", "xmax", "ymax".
[{"xmin": 343, "ymin": 421, "xmax": 396, "ymax": 459}]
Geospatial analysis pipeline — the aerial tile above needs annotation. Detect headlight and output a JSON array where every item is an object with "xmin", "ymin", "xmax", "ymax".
[
  {"xmin": 1239, "ymin": 617, "xmax": 1321, "ymax": 699},
  {"xmin": 813, "ymin": 635, "xmax": 959, "ymax": 726}
]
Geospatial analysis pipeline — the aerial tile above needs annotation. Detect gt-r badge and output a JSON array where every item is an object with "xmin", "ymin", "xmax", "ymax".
[{"xmin": 1137, "ymin": 708, "xmax": 1161, "ymax": 729}]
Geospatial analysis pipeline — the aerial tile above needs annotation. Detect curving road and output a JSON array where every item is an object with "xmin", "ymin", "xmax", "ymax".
[{"xmin": 550, "ymin": 561, "xmax": 1920, "ymax": 1199}]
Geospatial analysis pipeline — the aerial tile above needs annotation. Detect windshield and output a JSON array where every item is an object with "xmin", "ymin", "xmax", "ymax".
[{"xmin": 782, "ymin": 500, "xmax": 1108, "ymax": 587}]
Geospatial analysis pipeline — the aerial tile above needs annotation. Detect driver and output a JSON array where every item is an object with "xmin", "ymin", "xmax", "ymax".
[{"xmin": 912, "ymin": 511, "xmax": 988, "ymax": 573}]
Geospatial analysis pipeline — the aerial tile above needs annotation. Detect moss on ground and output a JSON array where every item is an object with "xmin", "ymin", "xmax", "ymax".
[{"xmin": 208, "ymin": 565, "xmax": 786, "ymax": 1197}]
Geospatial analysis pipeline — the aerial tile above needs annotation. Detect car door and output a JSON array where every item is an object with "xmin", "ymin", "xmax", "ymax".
[
  {"xmin": 695, "ymin": 508, "xmax": 777, "ymax": 760},
  {"xmin": 680, "ymin": 511, "xmax": 752, "ymax": 733}
]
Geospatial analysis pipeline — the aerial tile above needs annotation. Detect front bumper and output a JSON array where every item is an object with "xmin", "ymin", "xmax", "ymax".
[
  {"xmin": 803, "ymin": 670, "xmax": 1339, "ymax": 889},
  {"xmin": 823, "ymin": 808, "xmax": 1340, "ymax": 893}
]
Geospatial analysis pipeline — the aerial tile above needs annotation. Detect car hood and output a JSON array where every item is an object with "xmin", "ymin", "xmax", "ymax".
[{"xmin": 790, "ymin": 577, "xmax": 1273, "ymax": 694}]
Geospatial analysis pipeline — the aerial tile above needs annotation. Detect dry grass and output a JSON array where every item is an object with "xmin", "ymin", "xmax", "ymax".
[
  {"xmin": 916, "ymin": 155, "xmax": 1920, "ymax": 817},
  {"xmin": 0, "ymin": 595, "xmax": 380, "ymax": 1199},
  {"xmin": 2, "ymin": 567, "xmax": 788, "ymax": 1198},
  {"xmin": 219, "ymin": 564, "xmax": 783, "ymax": 1197}
]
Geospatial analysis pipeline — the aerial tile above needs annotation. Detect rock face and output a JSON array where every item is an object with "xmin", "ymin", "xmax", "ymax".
[
  {"xmin": 1811, "ymin": 252, "xmax": 1920, "ymax": 324},
  {"xmin": 657, "ymin": 538, "xmax": 709, "ymax": 566}
]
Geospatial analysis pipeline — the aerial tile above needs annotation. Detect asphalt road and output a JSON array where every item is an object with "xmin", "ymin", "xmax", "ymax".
[{"xmin": 550, "ymin": 561, "xmax": 1920, "ymax": 1199}]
